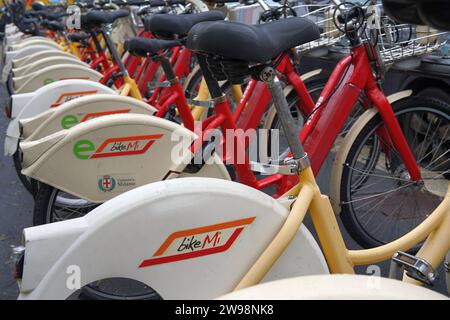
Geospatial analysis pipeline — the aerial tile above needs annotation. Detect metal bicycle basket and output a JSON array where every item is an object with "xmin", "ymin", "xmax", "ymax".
[{"xmin": 375, "ymin": 16, "xmax": 449, "ymax": 66}]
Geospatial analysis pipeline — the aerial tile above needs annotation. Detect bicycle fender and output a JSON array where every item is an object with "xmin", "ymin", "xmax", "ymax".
[
  {"xmin": 4, "ymin": 80, "xmax": 115, "ymax": 157},
  {"xmin": 12, "ymin": 56, "xmax": 87, "ymax": 77},
  {"xmin": 21, "ymin": 94, "xmax": 157, "ymax": 141},
  {"xmin": 12, "ymin": 50, "xmax": 74, "ymax": 69},
  {"xmin": 5, "ymin": 45, "xmax": 61, "ymax": 66},
  {"xmin": 14, "ymin": 64, "xmax": 102, "ymax": 94},
  {"xmin": 18, "ymin": 178, "xmax": 327, "ymax": 299},
  {"xmin": 20, "ymin": 114, "xmax": 199, "ymax": 202},
  {"xmin": 9, "ymin": 39, "xmax": 62, "ymax": 52}
]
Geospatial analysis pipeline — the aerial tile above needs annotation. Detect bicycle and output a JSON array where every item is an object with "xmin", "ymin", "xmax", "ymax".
[
  {"xmin": 12, "ymin": 2, "xmax": 450, "ymax": 300},
  {"xmin": 22, "ymin": 1, "xmax": 449, "ymax": 253}
]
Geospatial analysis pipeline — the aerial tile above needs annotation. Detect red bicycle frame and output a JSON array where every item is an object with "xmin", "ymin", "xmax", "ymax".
[
  {"xmin": 69, "ymin": 30, "xmax": 422, "ymax": 198},
  {"xmin": 187, "ymin": 44, "xmax": 421, "ymax": 197},
  {"xmin": 299, "ymin": 45, "xmax": 421, "ymax": 180}
]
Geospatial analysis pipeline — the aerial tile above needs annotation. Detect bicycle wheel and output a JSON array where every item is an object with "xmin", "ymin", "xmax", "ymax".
[
  {"xmin": 338, "ymin": 96, "xmax": 450, "ymax": 250},
  {"xmin": 34, "ymin": 184, "xmax": 158, "ymax": 300},
  {"xmin": 13, "ymin": 149, "xmax": 34, "ymax": 195}
]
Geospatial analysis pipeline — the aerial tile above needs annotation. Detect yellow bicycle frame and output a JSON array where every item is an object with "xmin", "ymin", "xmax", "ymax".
[
  {"xmin": 235, "ymin": 166, "xmax": 450, "ymax": 289},
  {"xmin": 119, "ymin": 75, "xmax": 142, "ymax": 100}
]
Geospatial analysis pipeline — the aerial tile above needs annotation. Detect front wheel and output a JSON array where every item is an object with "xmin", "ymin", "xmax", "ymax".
[{"xmin": 337, "ymin": 96, "xmax": 450, "ymax": 251}]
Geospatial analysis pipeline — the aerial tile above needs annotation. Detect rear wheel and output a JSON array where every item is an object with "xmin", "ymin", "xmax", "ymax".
[
  {"xmin": 13, "ymin": 149, "xmax": 34, "ymax": 195},
  {"xmin": 338, "ymin": 97, "xmax": 450, "ymax": 250},
  {"xmin": 34, "ymin": 184, "xmax": 158, "ymax": 300},
  {"xmin": 79, "ymin": 278, "xmax": 161, "ymax": 300}
]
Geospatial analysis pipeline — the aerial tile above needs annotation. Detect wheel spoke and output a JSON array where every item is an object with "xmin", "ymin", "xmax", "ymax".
[{"xmin": 340, "ymin": 101, "xmax": 449, "ymax": 247}]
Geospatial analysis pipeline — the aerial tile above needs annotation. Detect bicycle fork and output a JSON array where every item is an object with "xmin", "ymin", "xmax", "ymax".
[{"xmin": 366, "ymin": 80, "xmax": 422, "ymax": 182}]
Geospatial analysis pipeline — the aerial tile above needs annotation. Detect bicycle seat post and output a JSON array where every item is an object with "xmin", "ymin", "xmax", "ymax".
[
  {"xmin": 101, "ymin": 25, "xmax": 128, "ymax": 75},
  {"xmin": 260, "ymin": 66, "xmax": 307, "ymax": 163}
]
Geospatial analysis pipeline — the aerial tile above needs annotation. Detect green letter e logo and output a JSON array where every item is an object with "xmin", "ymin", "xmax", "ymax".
[
  {"xmin": 73, "ymin": 140, "xmax": 95, "ymax": 160},
  {"xmin": 43, "ymin": 78, "xmax": 55, "ymax": 85},
  {"xmin": 61, "ymin": 115, "xmax": 79, "ymax": 129}
]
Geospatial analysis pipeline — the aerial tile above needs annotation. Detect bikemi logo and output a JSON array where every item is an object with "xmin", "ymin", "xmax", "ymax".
[
  {"xmin": 73, "ymin": 134, "xmax": 163, "ymax": 160},
  {"xmin": 98, "ymin": 175, "xmax": 116, "ymax": 192},
  {"xmin": 139, "ymin": 217, "xmax": 256, "ymax": 268},
  {"xmin": 50, "ymin": 90, "xmax": 98, "ymax": 108}
]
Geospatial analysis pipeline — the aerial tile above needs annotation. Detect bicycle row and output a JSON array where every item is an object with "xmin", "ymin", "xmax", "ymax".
[{"xmin": 1, "ymin": 0, "xmax": 449, "ymax": 299}]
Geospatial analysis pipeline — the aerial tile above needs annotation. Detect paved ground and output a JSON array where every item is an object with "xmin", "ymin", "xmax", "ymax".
[
  {"xmin": 0, "ymin": 81, "xmax": 33, "ymax": 300},
  {"xmin": 0, "ymin": 70, "xmax": 446, "ymax": 299}
]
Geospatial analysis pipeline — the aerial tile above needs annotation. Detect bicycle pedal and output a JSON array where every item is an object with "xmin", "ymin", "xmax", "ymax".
[
  {"xmin": 186, "ymin": 99, "xmax": 214, "ymax": 108},
  {"xmin": 391, "ymin": 251, "xmax": 437, "ymax": 286}
]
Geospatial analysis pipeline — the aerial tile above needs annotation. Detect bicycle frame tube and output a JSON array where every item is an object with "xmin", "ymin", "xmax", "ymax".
[
  {"xmin": 404, "ymin": 202, "xmax": 450, "ymax": 285},
  {"xmin": 308, "ymin": 172, "xmax": 450, "ymax": 274},
  {"xmin": 299, "ymin": 55, "xmax": 352, "ymax": 147},
  {"xmin": 216, "ymin": 99, "xmax": 261, "ymax": 188},
  {"xmin": 172, "ymin": 47, "xmax": 192, "ymax": 79},
  {"xmin": 300, "ymin": 45, "xmax": 421, "ymax": 180},
  {"xmin": 188, "ymin": 57, "xmax": 320, "ymax": 191},
  {"xmin": 125, "ymin": 75, "xmax": 142, "ymax": 100},
  {"xmin": 84, "ymin": 31, "xmax": 130, "ymax": 89},
  {"xmin": 277, "ymin": 56, "xmax": 315, "ymax": 115},
  {"xmin": 184, "ymin": 44, "xmax": 421, "ymax": 194},
  {"xmin": 190, "ymin": 79, "xmax": 210, "ymax": 121},
  {"xmin": 151, "ymin": 54, "xmax": 195, "ymax": 131},
  {"xmin": 69, "ymin": 42, "xmax": 81, "ymax": 58},
  {"xmin": 84, "ymin": 40, "xmax": 100, "ymax": 66},
  {"xmin": 128, "ymin": 56, "xmax": 146, "ymax": 93},
  {"xmin": 236, "ymin": 161, "xmax": 450, "ymax": 289},
  {"xmin": 233, "ymin": 80, "xmax": 256, "ymax": 123},
  {"xmin": 149, "ymin": 47, "xmax": 191, "ymax": 105},
  {"xmin": 91, "ymin": 32, "xmax": 111, "ymax": 72},
  {"xmin": 235, "ymin": 56, "xmax": 314, "ymax": 131},
  {"xmin": 365, "ymin": 76, "xmax": 422, "ymax": 181},
  {"xmin": 236, "ymin": 81, "xmax": 271, "ymax": 132},
  {"xmin": 141, "ymin": 60, "xmax": 161, "ymax": 100},
  {"xmin": 99, "ymin": 63, "xmax": 119, "ymax": 85},
  {"xmin": 131, "ymin": 57, "xmax": 148, "ymax": 87}
]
